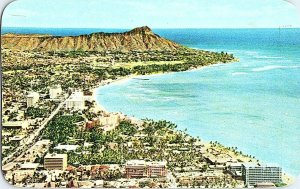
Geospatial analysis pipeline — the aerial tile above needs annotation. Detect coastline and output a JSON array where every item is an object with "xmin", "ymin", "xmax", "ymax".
[
  {"xmin": 92, "ymin": 62, "xmax": 228, "ymax": 113},
  {"xmin": 3, "ymin": 26, "xmax": 299, "ymax": 188},
  {"xmin": 91, "ymin": 64, "xmax": 296, "ymax": 186}
]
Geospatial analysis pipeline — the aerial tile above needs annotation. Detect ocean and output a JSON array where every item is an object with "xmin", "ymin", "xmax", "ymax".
[
  {"xmin": 97, "ymin": 28, "xmax": 300, "ymax": 176},
  {"xmin": 2, "ymin": 27, "xmax": 300, "ymax": 176}
]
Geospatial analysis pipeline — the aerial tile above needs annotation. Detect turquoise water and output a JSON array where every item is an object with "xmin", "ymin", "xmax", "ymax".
[
  {"xmin": 96, "ymin": 29, "xmax": 300, "ymax": 176},
  {"xmin": 2, "ymin": 27, "xmax": 300, "ymax": 176}
]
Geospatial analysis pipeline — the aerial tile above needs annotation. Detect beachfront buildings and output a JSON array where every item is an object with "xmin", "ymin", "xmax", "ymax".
[
  {"xmin": 49, "ymin": 85, "xmax": 62, "ymax": 99},
  {"xmin": 125, "ymin": 160, "xmax": 167, "ymax": 178},
  {"xmin": 26, "ymin": 92, "xmax": 39, "ymax": 107},
  {"xmin": 242, "ymin": 163, "xmax": 282, "ymax": 186},
  {"xmin": 44, "ymin": 153, "xmax": 68, "ymax": 170},
  {"xmin": 99, "ymin": 114, "xmax": 120, "ymax": 132},
  {"xmin": 65, "ymin": 91, "xmax": 85, "ymax": 110}
]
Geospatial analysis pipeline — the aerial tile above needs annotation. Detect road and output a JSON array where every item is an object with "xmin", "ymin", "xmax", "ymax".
[
  {"xmin": 2, "ymin": 99, "xmax": 66, "ymax": 165},
  {"xmin": 167, "ymin": 171, "xmax": 178, "ymax": 188}
]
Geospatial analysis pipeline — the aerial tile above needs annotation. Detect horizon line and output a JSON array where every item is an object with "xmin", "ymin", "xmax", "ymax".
[{"xmin": 2, "ymin": 26, "xmax": 300, "ymax": 30}]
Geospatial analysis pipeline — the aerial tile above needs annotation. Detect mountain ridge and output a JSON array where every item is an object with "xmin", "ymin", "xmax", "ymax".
[{"xmin": 1, "ymin": 26, "xmax": 181, "ymax": 52}]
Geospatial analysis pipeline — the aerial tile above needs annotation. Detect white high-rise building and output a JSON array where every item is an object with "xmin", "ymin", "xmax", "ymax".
[
  {"xmin": 49, "ymin": 85, "xmax": 62, "ymax": 99},
  {"xmin": 242, "ymin": 163, "xmax": 282, "ymax": 186},
  {"xmin": 65, "ymin": 91, "xmax": 85, "ymax": 110},
  {"xmin": 26, "ymin": 92, "xmax": 39, "ymax": 107}
]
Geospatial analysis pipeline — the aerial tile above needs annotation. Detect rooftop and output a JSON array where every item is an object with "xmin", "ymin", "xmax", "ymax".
[
  {"xmin": 54, "ymin": 144, "xmax": 79, "ymax": 151},
  {"xmin": 125, "ymin": 160, "xmax": 146, "ymax": 166},
  {"xmin": 45, "ymin": 153, "xmax": 67, "ymax": 159},
  {"xmin": 242, "ymin": 163, "xmax": 280, "ymax": 168},
  {"xmin": 19, "ymin": 163, "xmax": 40, "ymax": 170}
]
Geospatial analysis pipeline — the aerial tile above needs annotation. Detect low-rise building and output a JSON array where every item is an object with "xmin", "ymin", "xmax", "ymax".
[
  {"xmin": 2, "ymin": 121, "xmax": 29, "ymax": 129},
  {"xmin": 44, "ymin": 153, "xmax": 68, "ymax": 170},
  {"xmin": 9, "ymin": 135, "xmax": 25, "ymax": 144},
  {"xmin": 54, "ymin": 144, "xmax": 79, "ymax": 151},
  {"xmin": 125, "ymin": 160, "xmax": 167, "ymax": 178},
  {"xmin": 255, "ymin": 182, "xmax": 276, "ymax": 188},
  {"xmin": 27, "ymin": 92, "xmax": 39, "ymax": 107},
  {"xmin": 147, "ymin": 161, "xmax": 167, "ymax": 177},
  {"xmin": 49, "ymin": 85, "xmax": 62, "ymax": 99},
  {"xmin": 19, "ymin": 163, "xmax": 39, "ymax": 171},
  {"xmin": 228, "ymin": 162, "xmax": 243, "ymax": 178},
  {"xmin": 125, "ymin": 160, "xmax": 147, "ymax": 178},
  {"xmin": 65, "ymin": 91, "xmax": 85, "ymax": 110}
]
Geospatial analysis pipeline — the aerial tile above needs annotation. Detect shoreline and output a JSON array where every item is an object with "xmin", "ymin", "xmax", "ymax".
[
  {"xmin": 92, "ymin": 62, "xmax": 227, "ymax": 113},
  {"xmin": 91, "ymin": 64, "xmax": 296, "ymax": 185}
]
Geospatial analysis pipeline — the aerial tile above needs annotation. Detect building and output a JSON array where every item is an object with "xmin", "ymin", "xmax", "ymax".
[
  {"xmin": 125, "ymin": 160, "xmax": 148, "ymax": 178},
  {"xmin": 49, "ymin": 85, "xmax": 62, "ymax": 99},
  {"xmin": 99, "ymin": 114, "xmax": 120, "ymax": 126},
  {"xmin": 44, "ymin": 153, "xmax": 67, "ymax": 170},
  {"xmin": 228, "ymin": 162, "xmax": 243, "ymax": 179},
  {"xmin": 26, "ymin": 92, "xmax": 39, "ymax": 107},
  {"xmin": 9, "ymin": 135, "xmax": 25, "ymax": 144},
  {"xmin": 65, "ymin": 91, "xmax": 85, "ymax": 110},
  {"xmin": 54, "ymin": 144, "xmax": 79, "ymax": 151},
  {"xmin": 125, "ymin": 160, "xmax": 167, "ymax": 178},
  {"xmin": 86, "ymin": 121, "xmax": 95, "ymax": 130},
  {"xmin": 19, "ymin": 163, "xmax": 39, "ymax": 171},
  {"xmin": 147, "ymin": 161, "xmax": 167, "ymax": 177},
  {"xmin": 99, "ymin": 114, "xmax": 120, "ymax": 132},
  {"xmin": 242, "ymin": 163, "xmax": 282, "ymax": 187},
  {"xmin": 2, "ymin": 121, "xmax": 29, "ymax": 129},
  {"xmin": 255, "ymin": 182, "xmax": 276, "ymax": 188}
]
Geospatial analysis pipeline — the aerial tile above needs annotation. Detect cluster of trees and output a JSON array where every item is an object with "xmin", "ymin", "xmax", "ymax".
[
  {"xmin": 25, "ymin": 107, "xmax": 49, "ymax": 118},
  {"xmin": 118, "ymin": 120, "xmax": 138, "ymax": 136},
  {"xmin": 45, "ymin": 116, "xmax": 208, "ymax": 169},
  {"xmin": 48, "ymin": 50, "xmax": 91, "ymax": 58},
  {"xmin": 42, "ymin": 114, "xmax": 84, "ymax": 146}
]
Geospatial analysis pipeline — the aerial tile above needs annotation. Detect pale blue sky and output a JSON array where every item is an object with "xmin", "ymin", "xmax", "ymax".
[{"xmin": 2, "ymin": 0, "xmax": 300, "ymax": 28}]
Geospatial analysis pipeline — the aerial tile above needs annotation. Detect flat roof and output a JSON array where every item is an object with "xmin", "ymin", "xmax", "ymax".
[
  {"xmin": 229, "ymin": 163, "xmax": 243, "ymax": 167},
  {"xmin": 2, "ymin": 121, "xmax": 28, "ymax": 127},
  {"xmin": 27, "ymin": 92, "xmax": 39, "ymax": 97},
  {"xmin": 20, "ymin": 163, "xmax": 39, "ymax": 169},
  {"xmin": 2, "ymin": 162, "xmax": 17, "ymax": 171},
  {"xmin": 45, "ymin": 153, "xmax": 67, "ymax": 159},
  {"xmin": 242, "ymin": 163, "xmax": 280, "ymax": 168},
  {"xmin": 126, "ymin": 160, "xmax": 146, "ymax": 166},
  {"xmin": 54, "ymin": 144, "xmax": 79, "ymax": 151},
  {"xmin": 147, "ymin": 161, "xmax": 167, "ymax": 166}
]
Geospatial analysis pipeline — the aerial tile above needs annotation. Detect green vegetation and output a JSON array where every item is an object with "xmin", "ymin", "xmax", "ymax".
[
  {"xmin": 42, "ymin": 114, "xmax": 205, "ymax": 168},
  {"xmin": 275, "ymin": 182, "xmax": 287, "ymax": 187},
  {"xmin": 119, "ymin": 120, "xmax": 137, "ymax": 136},
  {"xmin": 42, "ymin": 114, "xmax": 84, "ymax": 146},
  {"xmin": 25, "ymin": 107, "xmax": 49, "ymax": 118},
  {"xmin": 48, "ymin": 50, "xmax": 91, "ymax": 58}
]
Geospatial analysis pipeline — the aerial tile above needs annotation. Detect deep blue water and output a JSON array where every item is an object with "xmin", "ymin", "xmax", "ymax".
[{"xmin": 2, "ymin": 27, "xmax": 300, "ymax": 176}]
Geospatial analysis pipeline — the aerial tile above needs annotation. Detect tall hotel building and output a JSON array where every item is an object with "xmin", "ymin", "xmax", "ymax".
[{"xmin": 242, "ymin": 163, "xmax": 282, "ymax": 186}]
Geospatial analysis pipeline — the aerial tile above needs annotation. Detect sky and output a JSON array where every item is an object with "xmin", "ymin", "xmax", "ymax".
[{"xmin": 2, "ymin": 0, "xmax": 300, "ymax": 28}]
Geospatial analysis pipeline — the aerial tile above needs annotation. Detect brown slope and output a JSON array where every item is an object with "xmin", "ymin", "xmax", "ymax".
[{"xmin": 1, "ymin": 26, "xmax": 181, "ymax": 52}]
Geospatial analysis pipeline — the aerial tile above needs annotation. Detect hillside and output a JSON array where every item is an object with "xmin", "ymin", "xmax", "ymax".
[{"xmin": 1, "ymin": 26, "xmax": 181, "ymax": 52}]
